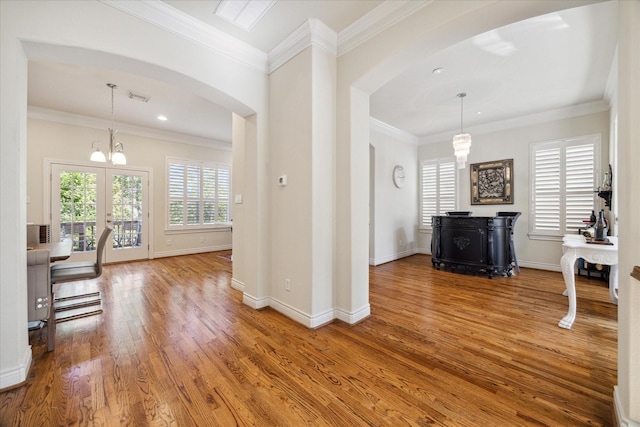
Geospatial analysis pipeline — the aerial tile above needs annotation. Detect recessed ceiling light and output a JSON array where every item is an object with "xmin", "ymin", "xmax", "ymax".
[
  {"xmin": 157, "ymin": 115, "xmax": 168, "ymax": 121},
  {"xmin": 476, "ymin": 111, "xmax": 482, "ymax": 115},
  {"xmin": 432, "ymin": 67, "xmax": 444, "ymax": 75},
  {"xmin": 215, "ymin": 0, "xmax": 278, "ymax": 32}
]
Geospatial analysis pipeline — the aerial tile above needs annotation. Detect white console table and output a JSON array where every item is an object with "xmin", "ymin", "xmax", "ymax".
[{"xmin": 559, "ymin": 235, "xmax": 618, "ymax": 329}]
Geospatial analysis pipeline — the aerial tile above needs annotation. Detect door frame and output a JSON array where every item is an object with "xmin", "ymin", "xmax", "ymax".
[{"xmin": 44, "ymin": 158, "xmax": 154, "ymax": 261}]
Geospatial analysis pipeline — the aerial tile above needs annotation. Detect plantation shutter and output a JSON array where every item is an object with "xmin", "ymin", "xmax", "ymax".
[
  {"xmin": 420, "ymin": 158, "xmax": 457, "ymax": 229},
  {"xmin": 167, "ymin": 159, "xmax": 231, "ymax": 229},
  {"xmin": 421, "ymin": 161, "xmax": 437, "ymax": 228},
  {"xmin": 168, "ymin": 163, "xmax": 185, "ymax": 226},
  {"xmin": 565, "ymin": 143, "xmax": 595, "ymax": 232},
  {"xmin": 216, "ymin": 166, "xmax": 231, "ymax": 223},
  {"xmin": 532, "ymin": 147, "xmax": 561, "ymax": 232},
  {"xmin": 530, "ymin": 135, "xmax": 598, "ymax": 237},
  {"xmin": 439, "ymin": 161, "xmax": 457, "ymax": 214}
]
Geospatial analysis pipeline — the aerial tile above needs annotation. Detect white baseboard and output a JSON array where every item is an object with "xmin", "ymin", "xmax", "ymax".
[
  {"xmin": 0, "ymin": 347, "xmax": 32, "ymax": 390},
  {"xmin": 517, "ymin": 260, "xmax": 562, "ymax": 272},
  {"xmin": 370, "ymin": 249, "xmax": 417, "ymax": 266},
  {"xmin": 240, "ymin": 292, "xmax": 371, "ymax": 328},
  {"xmin": 242, "ymin": 292, "xmax": 270, "ymax": 309},
  {"xmin": 154, "ymin": 244, "xmax": 232, "ymax": 259},
  {"xmin": 334, "ymin": 304, "xmax": 371, "ymax": 324},
  {"xmin": 268, "ymin": 298, "xmax": 331, "ymax": 328},
  {"xmin": 231, "ymin": 278, "xmax": 245, "ymax": 292},
  {"xmin": 614, "ymin": 386, "xmax": 640, "ymax": 427}
]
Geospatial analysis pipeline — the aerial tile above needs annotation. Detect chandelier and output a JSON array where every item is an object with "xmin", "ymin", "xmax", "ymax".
[
  {"xmin": 90, "ymin": 83, "xmax": 126, "ymax": 165},
  {"xmin": 452, "ymin": 92, "xmax": 471, "ymax": 169}
]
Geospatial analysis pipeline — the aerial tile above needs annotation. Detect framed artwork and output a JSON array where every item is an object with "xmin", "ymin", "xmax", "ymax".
[{"xmin": 470, "ymin": 159, "xmax": 513, "ymax": 205}]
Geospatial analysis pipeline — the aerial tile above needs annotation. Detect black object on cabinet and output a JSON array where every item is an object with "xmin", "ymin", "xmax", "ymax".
[{"xmin": 431, "ymin": 213, "xmax": 520, "ymax": 278}]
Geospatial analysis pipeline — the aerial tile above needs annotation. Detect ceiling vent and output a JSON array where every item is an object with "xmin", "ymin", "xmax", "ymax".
[
  {"xmin": 215, "ymin": 0, "xmax": 278, "ymax": 32},
  {"xmin": 128, "ymin": 91, "xmax": 151, "ymax": 103}
]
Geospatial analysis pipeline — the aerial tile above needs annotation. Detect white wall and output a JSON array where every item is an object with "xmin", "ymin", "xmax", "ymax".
[
  {"xmin": 26, "ymin": 118, "xmax": 233, "ymax": 257},
  {"xmin": 1, "ymin": 0, "xmax": 268, "ymax": 390},
  {"xmin": 417, "ymin": 110, "xmax": 610, "ymax": 271},
  {"xmin": 269, "ymin": 47, "xmax": 314, "ymax": 316},
  {"xmin": 268, "ymin": 40, "xmax": 337, "ymax": 326},
  {"xmin": 369, "ymin": 121, "xmax": 418, "ymax": 265}
]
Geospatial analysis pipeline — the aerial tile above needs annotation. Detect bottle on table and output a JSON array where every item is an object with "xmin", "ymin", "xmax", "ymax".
[{"xmin": 594, "ymin": 209, "xmax": 607, "ymax": 241}]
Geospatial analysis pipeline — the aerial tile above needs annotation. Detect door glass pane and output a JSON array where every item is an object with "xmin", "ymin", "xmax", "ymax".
[
  {"xmin": 112, "ymin": 174, "xmax": 143, "ymax": 249},
  {"xmin": 59, "ymin": 170, "xmax": 98, "ymax": 252}
]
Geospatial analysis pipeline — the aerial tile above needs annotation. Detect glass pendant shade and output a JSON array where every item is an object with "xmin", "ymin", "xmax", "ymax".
[
  {"xmin": 90, "ymin": 141, "xmax": 107, "ymax": 162},
  {"xmin": 453, "ymin": 132, "xmax": 471, "ymax": 169},
  {"xmin": 111, "ymin": 152, "xmax": 127, "ymax": 165},
  {"xmin": 452, "ymin": 92, "xmax": 471, "ymax": 169},
  {"xmin": 90, "ymin": 148, "xmax": 107, "ymax": 163},
  {"xmin": 111, "ymin": 144, "xmax": 127, "ymax": 165}
]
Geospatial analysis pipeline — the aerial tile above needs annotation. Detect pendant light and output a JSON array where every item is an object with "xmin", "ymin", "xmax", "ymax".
[
  {"xmin": 452, "ymin": 92, "xmax": 471, "ymax": 169},
  {"xmin": 90, "ymin": 83, "xmax": 126, "ymax": 165}
]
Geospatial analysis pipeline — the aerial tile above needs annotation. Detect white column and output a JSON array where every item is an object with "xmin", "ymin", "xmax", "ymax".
[{"xmin": 615, "ymin": 0, "xmax": 640, "ymax": 424}]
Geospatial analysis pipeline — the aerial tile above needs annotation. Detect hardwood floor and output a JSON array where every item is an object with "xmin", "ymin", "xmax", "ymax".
[{"xmin": 0, "ymin": 253, "xmax": 617, "ymax": 426}]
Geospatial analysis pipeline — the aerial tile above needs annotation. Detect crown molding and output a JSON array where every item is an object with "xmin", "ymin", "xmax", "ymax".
[
  {"xmin": 99, "ymin": 0, "xmax": 269, "ymax": 73},
  {"xmin": 101, "ymin": 0, "xmax": 426, "ymax": 76},
  {"xmin": 418, "ymin": 100, "xmax": 611, "ymax": 145},
  {"xmin": 338, "ymin": 0, "xmax": 431, "ymax": 56},
  {"xmin": 268, "ymin": 18, "xmax": 337, "ymax": 74},
  {"xmin": 370, "ymin": 117, "xmax": 419, "ymax": 145},
  {"xmin": 28, "ymin": 106, "xmax": 232, "ymax": 151},
  {"xmin": 309, "ymin": 19, "xmax": 338, "ymax": 57}
]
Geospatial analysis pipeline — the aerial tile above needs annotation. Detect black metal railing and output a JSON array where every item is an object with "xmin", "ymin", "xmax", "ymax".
[{"xmin": 60, "ymin": 221, "xmax": 142, "ymax": 252}]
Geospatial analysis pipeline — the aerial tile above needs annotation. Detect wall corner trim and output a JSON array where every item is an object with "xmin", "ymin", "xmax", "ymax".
[{"xmin": 0, "ymin": 348, "xmax": 32, "ymax": 391}]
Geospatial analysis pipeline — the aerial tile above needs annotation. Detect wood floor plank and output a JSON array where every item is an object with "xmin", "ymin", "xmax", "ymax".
[{"xmin": 0, "ymin": 252, "xmax": 617, "ymax": 426}]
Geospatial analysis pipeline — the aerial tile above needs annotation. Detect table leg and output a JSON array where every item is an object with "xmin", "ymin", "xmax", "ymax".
[
  {"xmin": 559, "ymin": 250, "xmax": 577, "ymax": 329},
  {"xmin": 609, "ymin": 264, "xmax": 619, "ymax": 305},
  {"xmin": 47, "ymin": 289, "xmax": 56, "ymax": 351}
]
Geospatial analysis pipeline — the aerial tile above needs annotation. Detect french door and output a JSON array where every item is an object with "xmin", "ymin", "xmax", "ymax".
[{"xmin": 51, "ymin": 163, "xmax": 149, "ymax": 263}]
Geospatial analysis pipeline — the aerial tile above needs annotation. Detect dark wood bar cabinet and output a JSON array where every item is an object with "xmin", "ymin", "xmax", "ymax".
[{"xmin": 431, "ymin": 212, "xmax": 520, "ymax": 278}]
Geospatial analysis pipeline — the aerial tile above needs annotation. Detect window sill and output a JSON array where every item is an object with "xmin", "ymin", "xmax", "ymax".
[
  {"xmin": 527, "ymin": 233, "xmax": 564, "ymax": 242},
  {"xmin": 165, "ymin": 226, "xmax": 232, "ymax": 234}
]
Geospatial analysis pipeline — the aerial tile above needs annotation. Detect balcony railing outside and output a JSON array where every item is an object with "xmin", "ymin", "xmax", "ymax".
[{"xmin": 61, "ymin": 221, "xmax": 142, "ymax": 252}]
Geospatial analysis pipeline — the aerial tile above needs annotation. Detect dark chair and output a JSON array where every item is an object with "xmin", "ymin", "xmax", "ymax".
[
  {"xmin": 497, "ymin": 212, "xmax": 521, "ymax": 272},
  {"xmin": 27, "ymin": 248, "xmax": 55, "ymax": 351},
  {"xmin": 50, "ymin": 226, "xmax": 112, "ymax": 325}
]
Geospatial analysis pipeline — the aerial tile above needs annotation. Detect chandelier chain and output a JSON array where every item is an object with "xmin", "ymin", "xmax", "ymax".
[
  {"xmin": 457, "ymin": 92, "xmax": 466, "ymax": 134},
  {"xmin": 108, "ymin": 83, "xmax": 117, "ymax": 131}
]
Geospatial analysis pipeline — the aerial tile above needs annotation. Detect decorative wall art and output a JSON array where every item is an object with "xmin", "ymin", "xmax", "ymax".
[{"xmin": 470, "ymin": 159, "xmax": 513, "ymax": 205}]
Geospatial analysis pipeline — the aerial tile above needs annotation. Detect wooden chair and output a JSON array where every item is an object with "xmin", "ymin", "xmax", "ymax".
[
  {"xmin": 50, "ymin": 226, "xmax": 112, "ymax": 325},
  {"xmin": 27, "ymin": 249, "xmax": 55, "ymax": 351}
]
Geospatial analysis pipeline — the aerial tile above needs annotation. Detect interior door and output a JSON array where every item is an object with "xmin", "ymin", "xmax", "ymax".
[{"xmin": 51, "ymin": 163, "xmax": 149, "ymax": 264}]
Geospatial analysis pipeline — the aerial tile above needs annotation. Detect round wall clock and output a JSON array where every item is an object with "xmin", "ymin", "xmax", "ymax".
[{"xmin": 393, "ymin": 165, "xmax": 405, "ymax": 188}]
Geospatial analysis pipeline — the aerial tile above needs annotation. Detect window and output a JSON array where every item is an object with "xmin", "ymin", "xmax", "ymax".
[
  {"xmin": 167, "ymin": 158, "xmax": 231, "ymax": 229},
  {"xmin": 530, "ymin": 135, "xmax": 600, "ymax": 239},
  {"xmin": 420, "ymin": 158, "xmax": 457, "ymax": 229}
]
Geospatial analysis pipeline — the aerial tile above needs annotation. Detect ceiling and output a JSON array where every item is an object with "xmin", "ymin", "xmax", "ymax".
[{"xmin": 27, "ymin": 0, "xmax": 618, "ymax": 147}]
